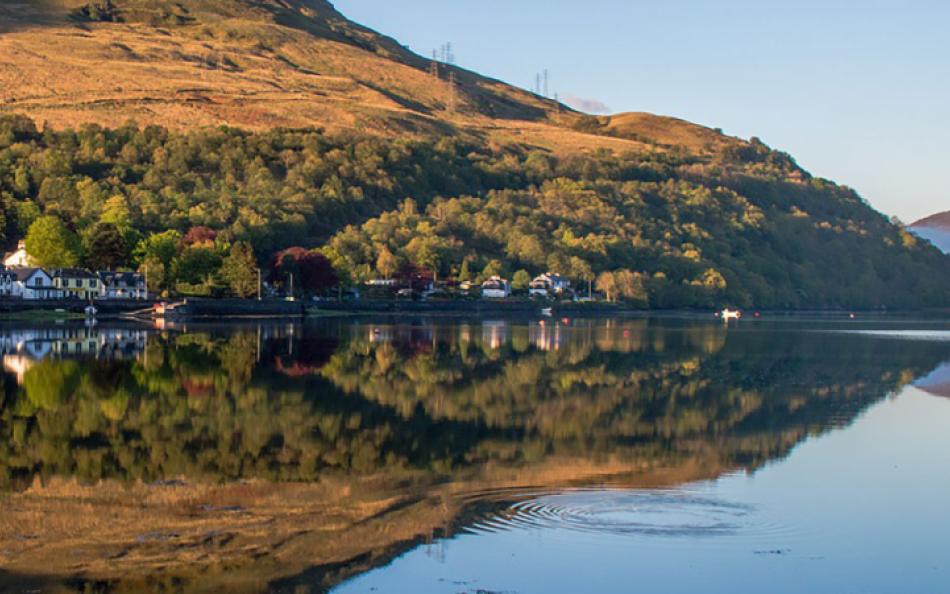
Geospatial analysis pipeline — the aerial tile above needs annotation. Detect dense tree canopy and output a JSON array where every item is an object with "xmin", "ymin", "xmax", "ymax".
[{"xmin": 0, "ymin": 114, "xmax": 946, "ymax": 307}]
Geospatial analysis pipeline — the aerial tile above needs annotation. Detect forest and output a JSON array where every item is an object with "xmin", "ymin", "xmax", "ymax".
[{"xmin": 0, "ymin": 114, "xmax": 947, "ymax": 308}]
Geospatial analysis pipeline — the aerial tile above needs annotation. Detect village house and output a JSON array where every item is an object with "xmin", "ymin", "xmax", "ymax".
[
  {"xmin": 481, "ymin": 276, "xmax": 511, "ymax": 299},
  {"xmin": 12, "ymin": 268, "xmax": 62, "ymax": 300},
  {"xmin": 0, "ymin": 269, "xmax": 15, "ymax": 296},
  {"xmin": 3, "ymin": 241, "xmax": 32, "ymax": 269},
  {"xmin": 528, "ymin": 272, "xmax": 571, "ymax": 297},
  {"xmin": 98, "ymin": 271, "xmax": 148, "ymax": 300},
  {"xmin": 52, "ymin": 268, "xmax": 101, "ymax": 301}
]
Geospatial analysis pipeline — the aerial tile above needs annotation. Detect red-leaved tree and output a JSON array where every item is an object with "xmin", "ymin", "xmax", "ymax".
[
  {"xmin": 270, "ymin": 247, "xmax": 339, "ymax": 295},
  {"xmin": 182, "ymin": 226, "xmax": 217, "ymax": 247}
]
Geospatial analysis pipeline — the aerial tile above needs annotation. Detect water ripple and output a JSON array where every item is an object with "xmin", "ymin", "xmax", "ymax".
[{"xmin": 461, "ymin": 488, "xmax": 773, "ymax": 540}]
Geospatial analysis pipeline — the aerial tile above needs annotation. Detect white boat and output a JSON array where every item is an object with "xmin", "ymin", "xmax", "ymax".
[
  {"xmin": 540, "ymin": 307, "xmax": 553, "ymax": 317},
  {"xmin": 84, "ymin": 304, "xmax": 98, "ymax": 318},
  {"xmin": 720, "ymin": 308, "xmax": 742, "ymax": 320}
]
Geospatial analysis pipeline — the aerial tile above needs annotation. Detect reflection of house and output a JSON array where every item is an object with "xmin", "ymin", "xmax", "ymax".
[
  {"xmin": 529, "ymin": 321, "xmax": 567, "ymax": 352},
  {"xmin": 3, "ymin": 240, "xmax": 32, "ymax": 268},
  {"xmin": 52, "ymin": 268, "xmax": 101, "ymax": 300},
  {"xmin": 0, "ymin": 327, "xmax": 149, "ymax": 384},
  {"xmin": 98, "ymin": 272, "xmax": 147, "ymax": 299},
  {"xmin": 481, "ymin": 276, "xmax": 511, "ymax": 299},
  {"xmin": 0, "ymin": 269, "xmax": 15, "ymax": 296},
  {"xmin": 529, "ymin": 272, "xmax": 571, "ymax": 297},
  {"xmin": 2, "ymin": 354, "xmax": 33, "ymax": 384},
  {"xmin": 481, "ymin": 320, "xmax": 509, "ymax": 350},
  {"xmin": 12, "ymin": 268, "xmax": 61, "ymax": 300}
]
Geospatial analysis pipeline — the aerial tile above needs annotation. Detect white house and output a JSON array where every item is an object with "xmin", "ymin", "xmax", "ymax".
[
  {"xmin": 3, "ymin": 241, "xmax": 32, "ymax": 268},
  {"xmin": 481, "ymin": 276, "xmax": 511, "ymax": 299},
  {"xmin": 529, "ymin": 272, "xmax": 571, "ymax": 297},
  {"xmin": 12, "ymin": 268, "xmax": 62, "ymax": 300},
  {"xmin": 98, "ymin": 271, "xmax": 148, "ymax": 300}
]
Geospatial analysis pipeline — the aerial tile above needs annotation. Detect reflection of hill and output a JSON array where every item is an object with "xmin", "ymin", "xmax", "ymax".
[{"xmin": 0, "ymin": 320, "xmax": 946, "ymax": 592}]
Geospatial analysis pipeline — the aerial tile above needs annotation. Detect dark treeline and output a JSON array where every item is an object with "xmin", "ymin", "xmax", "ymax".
[{"xmin": 0, "ymin": 114, "xmax": 947, "ymax": 307}]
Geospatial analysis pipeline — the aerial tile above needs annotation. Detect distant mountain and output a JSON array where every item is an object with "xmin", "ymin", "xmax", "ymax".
[{"xmin": 911, "ymin": 211, "xmax": 950, "ymax": 253}]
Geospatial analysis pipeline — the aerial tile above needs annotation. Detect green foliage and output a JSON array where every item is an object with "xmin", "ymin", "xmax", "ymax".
[
  {"xmin": 24, "ymin": 215, "xmax": 81, "ymax": 267},
  {"xmin": 0, "ymin": 114, "xmax": 946, "ymax": 308},
  {"xmin": 83, "ymin": 222, "xmax": 128, "ymax": 270},
  {"xmin": 512, "ymin": 269, "xmax": 531, "ymax": 292},
  {"xmin": 22, "ymin": 360, "xmax": 81, "ymax": 411},
  {"xmin": 221, "ymin": 241, "xmax": 259, "ymax": 298},
  {"xmin": 173, "ymin": 246, "xmax": 222, "ymax": 285}
]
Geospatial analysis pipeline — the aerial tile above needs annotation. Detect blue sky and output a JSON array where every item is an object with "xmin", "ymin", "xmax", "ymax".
[{"xmin": 333, "ymin": 0, "xmax": 949, "ymax": 222}]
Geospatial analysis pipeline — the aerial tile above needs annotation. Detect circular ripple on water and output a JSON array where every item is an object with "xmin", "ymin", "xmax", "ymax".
[{"xmin": 464, "ymin": 489, "xmax": 761, "ymax": 539}]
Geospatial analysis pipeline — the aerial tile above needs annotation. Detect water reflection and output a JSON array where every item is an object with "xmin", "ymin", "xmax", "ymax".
[{"xmin": 0, "ymin": 317, "xmax": 947, "ymax": 593}]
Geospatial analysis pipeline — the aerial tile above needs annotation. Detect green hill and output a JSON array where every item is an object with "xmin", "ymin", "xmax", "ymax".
[{"xmin": 0, "ymin": 0, "xmax": 946, "ymax": 308}]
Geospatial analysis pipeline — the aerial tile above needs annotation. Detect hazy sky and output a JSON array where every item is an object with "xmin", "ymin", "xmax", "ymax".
[{"xmin": 333, "ymin": 0, "xmax": 949, "ymax": 222}]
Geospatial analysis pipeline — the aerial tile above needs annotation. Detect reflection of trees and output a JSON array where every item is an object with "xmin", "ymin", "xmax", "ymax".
[{"xmin": 0, "ymin": 322, "xmax": 945, "ymax": 492}]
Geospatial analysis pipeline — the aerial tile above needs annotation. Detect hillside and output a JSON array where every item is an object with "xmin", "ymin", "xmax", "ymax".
[
  {"xmin": 0, "ymin": 0, "xmax": 749, "ymax": 155},
  {"xmin": 0, "ymin": 0, "xmax": 947, "ymax": 308},
  {"xmin": 911, "ymin": 211, "xmax": 950, "ymax": 253}
]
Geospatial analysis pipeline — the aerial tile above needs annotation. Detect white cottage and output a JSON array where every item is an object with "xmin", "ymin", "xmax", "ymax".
[
  {"xmin": 3, "ymin": 241, "xmax": 32, "ymax": 268},
  {"xmin": 481, "ymin": 276, "xmax": 511, "ymax": 299},
  {"xmin": 528, "ymin": 272, "xmax": 571, "ymax": 297},
  {"xmin": 12, "ymin": 268, "xmax": 61, "ymax": 300}
]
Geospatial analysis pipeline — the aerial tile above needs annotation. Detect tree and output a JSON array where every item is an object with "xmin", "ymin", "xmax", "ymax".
[
  {"xmin": 135, "ymin": 230, "xmax": 181, "ymax": 266},
  {"xmin": 14, "ymin": 201, "xmax": 41, "ymax": 236},
  {"xmin": 25, "ymin": 215, "xmax": 81, "ymax": 268},
  {"xmin": 458, "ymin": 258, "xmax": 474, "ymax": 282},
  {"xmin": 596, "ymin": 271, "xmax": 618, "ymax": 303},
  {"xmin": 173, "ymin": 246, "xmax": 222, "ymax": 285},
  {"xmin": 481, "ymin": 259, "xmax": 504, "ymax": 281},
  {"xmin": 182, "ymin": 226, "xmax": 217, "ymax": 247},
  {"xmin": 512, "ymin": 269, "xmax": 531, "ymax": 292},
  {"xmin": 140, "ymin": 255, "xmax": 166, "ymax": 294},
  {"xmin": 569, "ymin": 257, "xmax": 594, "ymax": 286},
  {"xmin": 83, "ymin": 222, "xmax": 128, "ymax": 270},
  {"xmin": 271, "ymin": 247, "xmax": 339, "ymax": 296},
  {"xmin": 616, "ymin": 269, "xmax": 648, "ymax": 305},
  {"xmin": 134, "ymin": 230, "xmax": 181, "ymax": 290},
  {"xmin": 221, "ymin": 242, "xmax": 259, "ymax": 298},
  {"xmin": 376, "ymin": 247, "xmax": 399, "ymax": 279}
]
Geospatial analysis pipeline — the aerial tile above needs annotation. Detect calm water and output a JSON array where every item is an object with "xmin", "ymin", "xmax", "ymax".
[{"xmin": 0, "ymin": 316, "xmax": 949, "ymax": 593}]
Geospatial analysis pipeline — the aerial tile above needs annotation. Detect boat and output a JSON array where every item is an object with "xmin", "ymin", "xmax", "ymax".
[
  {"xmin": 84, "ymin": 304, "xmax": 98, "ymax": 318},
  {"xmin": 540, "ymin": 307, "xmax": 553, "ymax": 317},
  {"xmin": 720, "ymin": 308, "xmax": 742, "ymax": 320}
]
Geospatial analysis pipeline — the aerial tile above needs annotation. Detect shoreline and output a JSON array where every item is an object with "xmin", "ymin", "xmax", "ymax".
[{"xmin": 0, "ymin": 297, "xmax": 945, "ymax": 321}]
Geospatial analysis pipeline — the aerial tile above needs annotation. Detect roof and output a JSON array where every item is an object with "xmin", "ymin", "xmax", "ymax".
[
  {"xmin": 52, "ymin": 268, "xmax": 99, "ymax": 279},
  {"xmin": 482, "ymin": 276, "xmax": 509, "ymax": 289},
  {"xmin": 98, "ymin": 271, "xmax": 145, "ymax": 285},
  {"xmin": 14, "ymin": 267, "xmax": 48, "ymax": 282}
]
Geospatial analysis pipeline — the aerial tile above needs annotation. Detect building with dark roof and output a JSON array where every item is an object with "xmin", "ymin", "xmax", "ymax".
[
  {"xmin": 97, "ymin": 271, "xmax": 147, "ymax": 300},
  {"xmin": 52, "ymin": 268, "xmax": 101, "ymax": 300}
]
